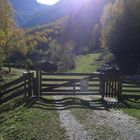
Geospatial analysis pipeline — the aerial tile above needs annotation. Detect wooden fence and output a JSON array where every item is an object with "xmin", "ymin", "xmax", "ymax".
[
  {"xmin": 0, "ymin": 70, "xmax": 140, "ymax": 105},
  {"xmin": 34, "ymin": 70, "xmax": 125, "ymax": 99},
  {"xmin": 0, "ymin": 73, "xmax": 34, "ymax": 104},
  {"xmin": 121, "ymin": 76, "xmax": 140, "ymax": 99}
]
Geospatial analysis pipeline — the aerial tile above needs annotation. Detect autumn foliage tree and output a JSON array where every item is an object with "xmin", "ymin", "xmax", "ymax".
[
  {"xmin": 0, "ymin": 0, "xmax": 36, "ymax": 71},
  {"xmin": 0, "ymin": 0, "xmax": 16, "ymax": 71}
]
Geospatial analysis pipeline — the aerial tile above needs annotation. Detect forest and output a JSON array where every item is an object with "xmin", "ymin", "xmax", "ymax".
[{"xmin": 0, "ymin": 0, "xmax": 140, "ymax": 74}]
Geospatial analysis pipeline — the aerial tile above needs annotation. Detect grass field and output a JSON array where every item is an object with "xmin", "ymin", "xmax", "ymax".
[{"xmin": 71, "ymin": 53, "xmax": 101, "ymax": 73}]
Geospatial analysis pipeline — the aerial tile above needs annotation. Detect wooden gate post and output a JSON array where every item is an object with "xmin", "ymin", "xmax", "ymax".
[
  {"xmin": 23, "ymin": 72, "xmax": 34, "ymax": 99},
  {"xmin": 32, "ymin": 77, "xmax": 37, "ymax": 97},
  {"xmin": 117, "ymin": 76, "xmax": 122, "ymax": 101},
  {"xmin": 36, "ymin": 70, "xmax": 41, "ymax": 98},
  {"xmin": 28, "ymin": 72, "xmax": 34, "ymax": 98},
  {"xmin": 23, "ymin": 72, "xmax": 27, "ymax": 99},
  {"xmin": 100, "ymin": 72, "xmax": 105, "ymax": 99},
  {"xmin": 73, "ymin": 83, "xmax": 76, "ymax": 94}
]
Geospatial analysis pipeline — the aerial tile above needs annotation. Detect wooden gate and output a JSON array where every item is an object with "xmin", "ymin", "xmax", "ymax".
[
  {"xmin": 35, "ymin": 70, "xmax": 122, "ymax": 99},
  {"xmin": 100, "ymin": 74, "xmax": 122, "ymax": 99},
  {"xmin": 36, "ymin": 70, "xmax": 100, "ymax": 96}
]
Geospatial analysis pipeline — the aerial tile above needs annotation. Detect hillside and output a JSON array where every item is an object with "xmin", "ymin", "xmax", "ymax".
[
  {"xmin": 11, "ymin": 0, "xmax": 48, "ymax": 26},
  {"xmin": 22, "ymin": 0, "xmax": 114, "ymax": 27},
  {"xmin": 22, "ymin": 0, "xmax": 74, "ymax": 27},
  {"xmin": 22, "ymin": 0, "xmax": 115, "ymax": 53},
  {"xmin": 22, "ymin": 0, "xmax": 112, "ymax": 28}
]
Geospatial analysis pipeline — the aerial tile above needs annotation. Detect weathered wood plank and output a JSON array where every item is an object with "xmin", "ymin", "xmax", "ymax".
[
  {"xmin": 41, "ymin": 72, "xmax": 99, "ymax": 76},
  {"xmin": 41, "ymin": 83, "xmax": 99, "ymax": 87},
  {"xmin": 42, "ymin": 78, "xmax": 100, "ymax": 82},
  {"xmin": 0, "ymin": 77, "xmax": 25, "ymax": 91},
  {"xmin": 0, "ymin": 83, "xmax": 25, "ymax": 97},
  {"xmin": 41, "ymin": 89, "xmax": 99, "ymax": 92},
  {"xmin": 41, "ymin": 92, "xmax": 100, "ymax": 96},
  {"xmin": 1, "ymin": 89, "xmax": 25, "ymax": 104}
]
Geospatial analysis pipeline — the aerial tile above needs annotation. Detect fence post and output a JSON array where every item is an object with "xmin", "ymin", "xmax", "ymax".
[
  {"xmin": 33, "ymin": 77, "xmax": 37, "ymax": 97},
  {"xmin": 117, "ymin": 76, "xmax": 122, "ymax": 101},
  {"xmin": 100, "ymin": 72, "xmax": 105, "ymax": 99},
  {"xmin": 73, "ymin": 83, "xmax": 76, "ymax": 95},
  {"xmin": 23, "ymin": 72, "xmax": 28, "ymax": 99},
  {"xmin": 40, "ymin": 71, "xmax": 42, "ymax": 97},
  {"xmin": 23, "ymin": 72, "xmax": 34, "ymax": 99},
  {"xmin": 28, "ymin": 72, "xmax": 34, "ymax": 98},
  {"xmin": 37, "ymin": 70, "xmax": 41, "ymax": 98}
]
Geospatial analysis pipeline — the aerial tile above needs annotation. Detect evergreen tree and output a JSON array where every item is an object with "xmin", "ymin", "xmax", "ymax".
[{"xmin": 101, "ymin": 0, "xmax": 140, "ymax": 74}]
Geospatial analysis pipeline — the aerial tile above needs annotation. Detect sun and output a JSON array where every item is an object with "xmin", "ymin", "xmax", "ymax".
[{"xmin": 37, "ymin": 0, "xmax": 60, "ymax": 5}]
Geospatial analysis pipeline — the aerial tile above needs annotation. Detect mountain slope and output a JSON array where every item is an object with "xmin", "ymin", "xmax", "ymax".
[
  {"xmin": 22, "ymin": 0, "xmax": 114, "ymax": 28},
  {"xmin": 11, "ymin": 0, "xmax": 48, "ymax": 26},
  {"xmin": 24, "ymin": 0, "xmax": 115, "ymax": 52},
  {"xmin": 22, "ymin": 0, "xmax": 75, "ymax": 27}
]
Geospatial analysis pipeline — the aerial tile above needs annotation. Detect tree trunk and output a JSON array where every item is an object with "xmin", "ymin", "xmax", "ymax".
[{"xmin": 7, "ymin": 61, "xmax": 11, "ymax": 72}]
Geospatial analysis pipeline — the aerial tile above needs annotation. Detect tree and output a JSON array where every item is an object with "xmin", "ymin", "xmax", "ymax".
[
  {"xmin": 101, "ymin": 0, "xmax": 140, "ymax": 74},
  {"xmin": 47, "ymin": 40, "xmax": 62, "ymax": 63},
  {"xmin": 0, "ymin": 0, "xmax": 15, "ymax": 71},
  {"xmin": 47, "ymin": 40, "xmax": 75, "ymax": 71},
  {"xmin": 89, "ymin": 23, "xmax": 101, "ymax": 51},
  {"xmin": 59, "ymin": 41, "xmax": 75, "ymax": 71}
]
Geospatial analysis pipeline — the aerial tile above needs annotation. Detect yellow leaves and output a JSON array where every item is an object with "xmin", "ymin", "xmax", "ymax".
[
  {"xmin": 33, "ymin": 32, "xmax": 48, "ymax": 44},
  {"xmin": 0, "ymin": 0, "xmax": 16, "ymax": 56}
]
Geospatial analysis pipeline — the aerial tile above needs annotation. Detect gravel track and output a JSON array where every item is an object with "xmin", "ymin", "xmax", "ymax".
[
  {"xmin": 54, "ymin": 96, "xmax": 140, "ymax": 140},
  {"xmin": 54, "ymin": 96, "xmax": 92, "ymax": 140},
  {"xmin": 59, "ymin": 109, "xmax": 92, "ymax": 140},
  {"xmin": 90, "ymin": 109, "xmax": 140, "ymax": 140}
]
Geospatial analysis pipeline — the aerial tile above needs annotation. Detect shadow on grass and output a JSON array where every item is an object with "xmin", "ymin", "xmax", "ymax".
[
  {"xmin": 25, "ymin": 96, "xmax": 133, "ymax": 111},
  {"xmin": 120, "ymin": 98, "xmax": 140, "ymax": 110},
  {"xmin": 0, "ymin": 96, "xmax": 26, "ymax": 113}
]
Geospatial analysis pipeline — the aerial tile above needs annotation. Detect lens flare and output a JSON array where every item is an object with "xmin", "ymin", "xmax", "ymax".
[{"xmin": 37, "ymin": 0, "xmax": 60, "ymax": 5}]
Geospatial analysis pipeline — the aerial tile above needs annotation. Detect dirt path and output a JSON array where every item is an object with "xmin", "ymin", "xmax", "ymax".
[
  {"xmin": 71, "ymin": 96, "xmax": 140, "ymax": 140},
  {"xmin": 54, "ymin": 96, "xmax": 92, "ymax": 140},
  {"xmin": 59, "ymin": 109, "xmax": 92, "ymax": 140},
  {"xmin": 91, "ymin": 109, "xmax": 140, "ymax": 140},
  {"xmin": 55, "ymin": 96, "xmax": 140, "ymax": 140}
]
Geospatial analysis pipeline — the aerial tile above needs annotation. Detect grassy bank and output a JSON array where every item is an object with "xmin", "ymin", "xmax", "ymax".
[
  {"xmin": 0, "ymin": 104, "xmax": 67, "ymax": 140},
  {"xmin": 0, "ymin": 68, "xmax": 67, "ymax": 140},
  {"xmin": 122, "ymin": 99, "xmax": 140, "ymax": 120}
]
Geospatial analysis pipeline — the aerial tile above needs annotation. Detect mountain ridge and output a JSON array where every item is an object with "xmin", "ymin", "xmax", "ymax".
[{"xmin": 11, "ymin": 0, "xmax": 48, "ymax": 26}]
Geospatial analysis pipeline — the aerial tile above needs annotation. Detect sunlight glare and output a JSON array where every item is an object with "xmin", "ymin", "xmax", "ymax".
[{"xmin": 37, "ymin": 0, "xmax": 60, "ymax": 5}]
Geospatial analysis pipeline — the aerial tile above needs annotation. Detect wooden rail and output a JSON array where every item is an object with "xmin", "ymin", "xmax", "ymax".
[
  {"xmin": 40, "ymin": 71, "xmax": 100, "ymax": 96},
  {"xmin": 0, "ymin": 72, "xmax": 34, "ymax": 104},
  {"xmin": 121, "ymin": 76, "xmax": 140, "ymax": 99}
]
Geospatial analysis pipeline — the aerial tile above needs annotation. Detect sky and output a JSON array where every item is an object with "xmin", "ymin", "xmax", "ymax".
[{"xmin": 37, "ymin": 0, "xmax": 60, "ymax": 5}]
